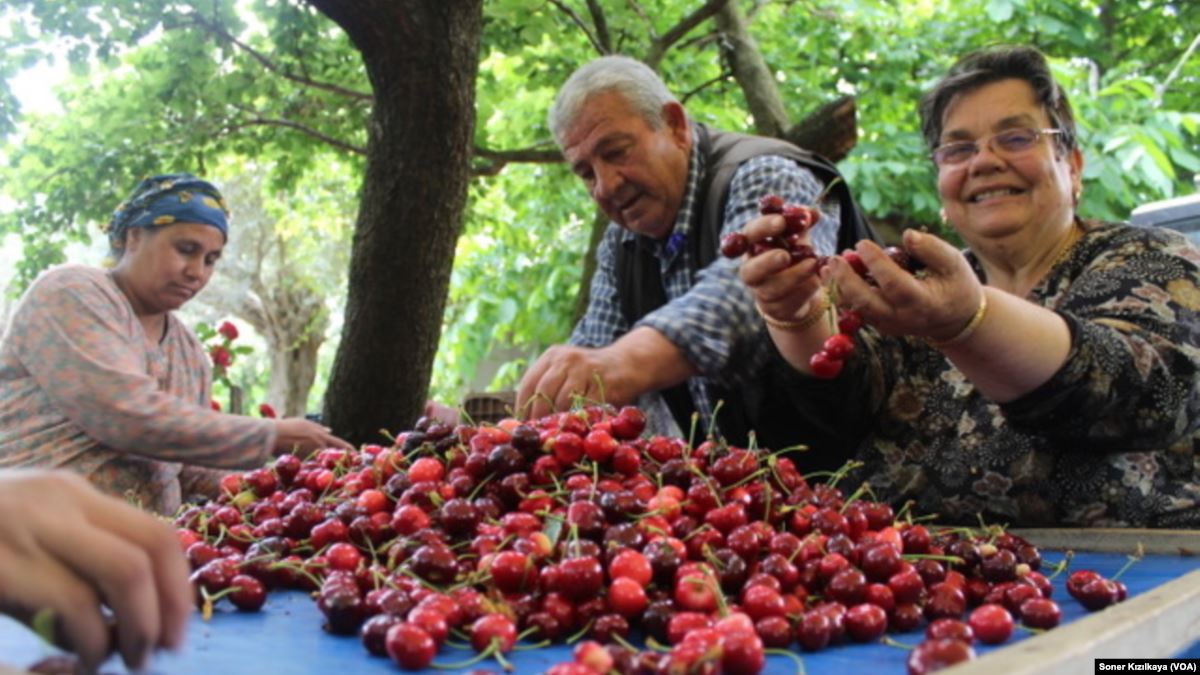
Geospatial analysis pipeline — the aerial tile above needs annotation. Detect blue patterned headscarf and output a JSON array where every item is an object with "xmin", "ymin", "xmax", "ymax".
[{"xmin": 106, "ymin": 173, "xmax": 229, "ymax": 250}]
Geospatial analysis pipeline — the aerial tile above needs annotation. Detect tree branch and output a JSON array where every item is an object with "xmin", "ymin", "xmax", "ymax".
[
  {"xmin": 679, "ymin": 71, "xmax": 731, "ymax": 104},
  {"xmin": 714, "ymin": 1, "xmax": 789, "ymax": 138},
  {"xmin": 645, "ymin": 0, "xmax": 731, "ymax": 70},
  {"xmin": 1156, "ymin": 31, "xmax": 1200, "ymax": 107},
  {"xmin": 585, "ymin": 0, "xmax": 613, "ymax": 53},
  {"xmin": 549, "ymin": 0, "xmax": 607, "ymax": 55},
  {"xmin": 224, "ymin": 111, "xmax": 368, "ymax": 156},
  {"xmin": 186, "ymin": 12, "xmax": 374, "ymax": 102},
  {"xmin": 472, "ymin": 143, "xmax": 564, "ymax": 176}
]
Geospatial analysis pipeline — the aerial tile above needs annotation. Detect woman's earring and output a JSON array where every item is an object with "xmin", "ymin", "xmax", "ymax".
[{"xmin": 939, "ymin": 208, "xmax": 948, "ymax": 225}]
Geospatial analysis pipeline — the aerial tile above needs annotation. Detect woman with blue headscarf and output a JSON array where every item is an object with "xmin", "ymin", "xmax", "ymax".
[{"xmin": 0, "ymin": 173, "xmax": 351, "ymax": 515}]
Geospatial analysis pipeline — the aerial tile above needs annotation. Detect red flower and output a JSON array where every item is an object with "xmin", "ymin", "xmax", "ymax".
[
  {"xmin": 210, "ymin": 399, "xmax": 222, "ymax": 411},
  {"xmin": 209, "ymin": 345, "xmax": 232, "ymax": 368},
  {"xmin": 218, "ymin": 321, "xmax": 239, "ymax": 341},
  {"xmin": 258, "ymin": 403, "xmax": 277, "ymax": 418}
]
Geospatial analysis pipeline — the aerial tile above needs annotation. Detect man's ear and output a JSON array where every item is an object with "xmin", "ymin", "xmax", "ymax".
[{"xmin": 662, "ymin": 101, "xmax": 690, "ymax": 147}]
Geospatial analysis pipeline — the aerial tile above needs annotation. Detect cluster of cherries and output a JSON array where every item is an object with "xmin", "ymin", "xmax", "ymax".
[
  {"xmin": 720, "ymin": 193, "xmax": 933, "ymax": 379},
  {"xmin": 719, "ymin": 194, "xmax": 823, "ymax": 263},
  {"xmin": 170, "ymin": 403, "xmax": 1128, "ymax": 675}
]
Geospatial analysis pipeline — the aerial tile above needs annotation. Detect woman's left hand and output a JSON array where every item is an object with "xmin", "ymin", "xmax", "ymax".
[{"xmin": 822, "ymin": 229, "xmax": 983, "ymax": 341}]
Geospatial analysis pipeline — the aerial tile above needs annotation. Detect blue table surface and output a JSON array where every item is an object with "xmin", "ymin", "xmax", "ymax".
[{"xmin": 1, "ymin": 551, "xmax": 1197, "ymax": 674}]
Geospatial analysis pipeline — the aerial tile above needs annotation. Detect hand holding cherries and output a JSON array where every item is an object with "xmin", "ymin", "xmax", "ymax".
[{"xmin": 720, "ymin": 194, "xmax": 823, "ymax": 266}]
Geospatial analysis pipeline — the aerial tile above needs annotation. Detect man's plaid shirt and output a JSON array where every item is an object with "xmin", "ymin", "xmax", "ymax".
[{"xmin": 569, "ymin": 126, "xmax": 841, "ymax": 434}]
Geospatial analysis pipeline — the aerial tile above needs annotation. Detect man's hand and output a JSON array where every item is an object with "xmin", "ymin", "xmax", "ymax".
[
  {"xmin": 516, "ymin": 328, "xmax": 697, "ymax": 420},
  {"xmin": 0, "ymin": 470, "xmax": 192, "ymax": 672},
  {"xmin": 517, "ymin": 344, "xmax": 626, "ymax": 420}
]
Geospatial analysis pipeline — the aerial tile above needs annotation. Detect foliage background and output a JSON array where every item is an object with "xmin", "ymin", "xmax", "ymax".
[{"xmin": 0, "ymin": 0, "xmax": 1196, "ymax": 411}]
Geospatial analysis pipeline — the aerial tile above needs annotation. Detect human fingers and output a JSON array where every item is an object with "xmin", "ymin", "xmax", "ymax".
[
  {"xmin": 71, "ymin": 482, "xmax": 192, "ymax": 652},
  {"xmin": 553, "ymin": 365, "xmax": 597, "ymax": 413},
  {"xmin": 736, "ymin": 214, "xmax": 788, "ymax": 243},
  {"xmin": 320, "ymin": 428, "xmax": 355, "ymax": 452},
  {"xmin": 527, "ymin": 363, "xmax": 569, "ymax": 420},
  {"xmin": 516, "ymin": 351, "xmax": 556, "ymax": 419},
  {"xmin": 37, "ymin": 515, "xmax": 161, "ymax": 670},
  {"xmin": 0, "ymin": 543, "xmax": 111, "ymax": 670},
  {"xmin": 901, "ymin": 229, "xmax": 971, "ymax": 278}
]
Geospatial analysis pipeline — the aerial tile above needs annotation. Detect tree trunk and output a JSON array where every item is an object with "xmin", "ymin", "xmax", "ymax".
[
  {"xmin": 714, "ymin": 1, "xmax": 789, "ymax": 139},
  {"xmin": 716, "ymin": 0, "xmax": 857, "ymax": 162},
  {"xmin": 571, "ymin": 209, "xmax": 611, "ymax": 326},
  {"xmin": 312, "ymin": 0, "xmax": 483, "ymax": 444},
  {"xmin": 267, "ymin": 331, "xmax": 322, "ymax": 418}
]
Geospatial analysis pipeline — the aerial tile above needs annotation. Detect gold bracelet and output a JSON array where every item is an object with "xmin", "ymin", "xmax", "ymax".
[
  {"xmin": 926, "ymin": 290, "xmax": 989, "ymax": 348},
  {"xmin": 756, "ymin": 294, "xmax": 828, "ymax": 332}
]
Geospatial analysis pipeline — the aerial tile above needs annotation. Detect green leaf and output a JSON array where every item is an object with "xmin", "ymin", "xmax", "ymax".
[{"xmin": 986, "ymin": 0, "xmax": 1015, "ymax": 23}]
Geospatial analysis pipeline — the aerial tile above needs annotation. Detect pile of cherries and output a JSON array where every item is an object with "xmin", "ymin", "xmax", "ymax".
[{"xmin": 169, "ymin": 404, "xmax": 1127, "ymax": 674}]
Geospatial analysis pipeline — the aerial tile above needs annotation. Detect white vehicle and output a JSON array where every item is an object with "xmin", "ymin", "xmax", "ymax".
[{"xmin": 1130, "ymin": 179, "xmax": 1200, "ymax": 245}]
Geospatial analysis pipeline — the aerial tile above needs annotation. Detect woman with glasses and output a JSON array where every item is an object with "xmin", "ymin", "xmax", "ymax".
[{"xmin": 737, "ymin": 45, "xmax": 1200, "ymax": 527}]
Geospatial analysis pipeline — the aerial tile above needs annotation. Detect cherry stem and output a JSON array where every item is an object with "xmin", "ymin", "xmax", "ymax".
[
  {"xmin": 902, "ymin": 553, "xmax": 965, "ymax": 565},
  {"xmin": 687, "ymin": 411, "xmax": 700, "ymax": 450},
  {"xmin": 611, "ymin": 632, "xmax": 640, "ymax": 653},
  {"xmin": 1047, "ymin": 550, "xmax": 1073, "ymax": 581},
  {"xmin": 31, "ymin": 607, "xmax": 56, "ymax": 646},
  {"xmin": 644, "ymin": 637, "xmax": 672, "ymax": 653},
  {"xmin": 512, "ymin": 639, "xmax": 550, "ymax": 652},
  {"xmin": 1111, "ymin": 543, "xmax": 1145, "ymax": 581},
  {"xmin": 813, "ymin": 175, "xmax": 844, "ymax": 206},
  {"xmin": 764, "ymin": 647, "xmax": 808, "ymax": 675},
  {"xmin": 881, "ymin": 635, "xmax": 917, "ymax": 650},
  {"xmin": 565, "ymin": 619, "xmax": 594, "ymax": 645}
]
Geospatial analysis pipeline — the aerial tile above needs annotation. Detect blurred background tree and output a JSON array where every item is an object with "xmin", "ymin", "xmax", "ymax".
[{"xmin": 1, "ymin": 0, "xmax": 1196, "ymax": 442}]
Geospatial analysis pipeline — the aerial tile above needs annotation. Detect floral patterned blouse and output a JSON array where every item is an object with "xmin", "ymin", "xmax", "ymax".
[
  {"xmin": 779, "ymin": 220, "xmax": 1200, "ymax": 527},
  {"xmin": 0, "ymin": 265, "xmax": 275, "ymax": 514}
]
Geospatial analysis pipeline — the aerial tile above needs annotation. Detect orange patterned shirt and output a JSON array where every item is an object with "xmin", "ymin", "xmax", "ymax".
[{"xmin": 0, "ymin": 265, "xmax": 275, "ymax": 513}]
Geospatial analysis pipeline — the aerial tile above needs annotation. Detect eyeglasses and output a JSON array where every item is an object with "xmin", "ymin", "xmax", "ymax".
[{"xmin": 931, "ymin": 128, "xmax": 1064, "ymax": 167}]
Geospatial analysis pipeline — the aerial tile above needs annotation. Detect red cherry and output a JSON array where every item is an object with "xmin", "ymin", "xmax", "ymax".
[
  {"xmin": 1077, "ymin": 577, "xmax": 1121, "ymax": 611},
  {"xmin": 1020, "ymin": 597, "xmax": 1062, "ymax": 629},
  {"xmin": 907, "ymin": 638, "xmax": 975, "ymax": 675},
  {"xmin": 822, "ymin": 333, "xmax": 856, "ymax": 361},
  {"xmin": 583, "ymin": 429, "xmax": 618, "ymax": 463},
  {"xmin": 610, "ymin": 406, "xmax": 646, "ymax": 439},
  {"xmin": 781, "ymin": 204, "xmax": 813, "ymax": 234},
  {"xmin": 795, "ymin": 610, "xmax": 834, "ymax": 651},
  {"xmin": 809, "ymin": 351, "xmax": 845, "ymax": 379},
  {"xmin": 843, "ymin": 250, "xmax": 869, "ymax": 277},
  {"xmin": 471, "ymin": 613, "xmax": 518, "ymax": 653},
  {"xmin": 608, "ymin": 549, "xmax": 652, "ymax": 587},
  {"xmin": 758, "ymin": 194, "xmax": 785, "ymax": 214},
  {"xmin": 721, "ymin": 629, "xmax": 766, "ymax": 674},
  {"xmin": 967, "ymin": 604, "xmax": 1014, "ymax": 645},
  {"xmin": 407, "ymin": 457, "xmax": 445, "ymax": 484},
  {"xmin": 326, "ymin": 542, "xmax": 364, "ymax": 572},
  {"xmin": 720, "ymin": 232, "xmax": 750, "ymax": 258},
  {"xmin": 385, "ymin": 622, "xmax": 436, "ymax": 669},
  {"xmin": 490, "ymin": 550, "xmax": 533, "ymax": 594},
  {"xmin": 837, "ymin": 310, "xmax": 865, "ymax": 335},
  {"xmin": 845, "ymin": 603, "xmax": 888, "ymax": 642},
  {"xmin": 228, "ymin": 574, "xmax": 267, "ymax": 612},
  {"xmin": 607, "ymin": 577, "xmax": 648, "ymax": 617},
  {"xmin": 674, "ymin": 571, "xmax": 719, "ymax": 614}
]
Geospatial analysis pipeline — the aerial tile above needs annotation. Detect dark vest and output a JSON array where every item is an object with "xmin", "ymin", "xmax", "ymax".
[{"xmin": 615, "ymin": 124, "xmax": 877, "ymax": 467}]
